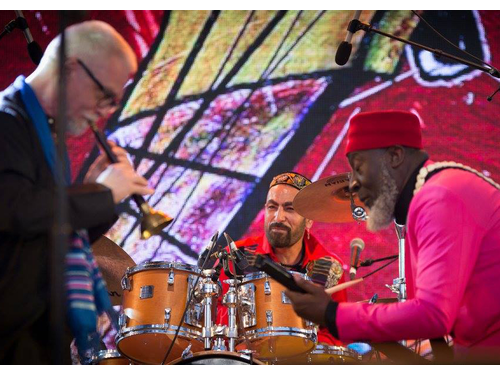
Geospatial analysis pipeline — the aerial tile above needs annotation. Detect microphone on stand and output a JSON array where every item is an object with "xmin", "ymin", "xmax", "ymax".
[
  {"xmin": 197, "ymin": 231, "xmax": 219, "ymax": 269},
  {"xmin": 335, "ymin": 10, "xmax": 362, "ymax": 66},
  {"xmin": 14, "ymin": 11, "xmax": 43, "ymax": 65},
  {"xmin": 349, "ymin": 238, "xmax": 365, "ymax": 280},
  {"xmin": 224, "ymin": 232, "xmax": 249, "ymax": 271}
]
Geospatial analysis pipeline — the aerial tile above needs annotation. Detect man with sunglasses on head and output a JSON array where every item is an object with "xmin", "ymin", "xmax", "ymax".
[{"xmin": 0, "ymin": 21, "xmax": 153, "ymax": 364}]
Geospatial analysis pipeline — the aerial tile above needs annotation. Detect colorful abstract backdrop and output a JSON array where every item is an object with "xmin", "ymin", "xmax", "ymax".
[{"xmin": 1, "ymin": 10, "xmax": 499, "ymax": 303}]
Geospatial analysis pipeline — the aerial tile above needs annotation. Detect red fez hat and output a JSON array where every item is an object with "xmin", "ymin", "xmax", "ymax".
[{"xmin": 345, "ymin": 110, "xmax": 423, "ymax": 155}]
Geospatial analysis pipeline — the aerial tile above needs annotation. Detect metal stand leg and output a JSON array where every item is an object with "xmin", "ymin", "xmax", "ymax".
[{"xmin": 394, "ymin": 222, "xmax": 407, "ymax": 302}]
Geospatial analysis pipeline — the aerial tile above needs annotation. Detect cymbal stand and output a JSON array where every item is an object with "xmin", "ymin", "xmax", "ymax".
[{"xmin": 392, "ymin": 222, "xmax": 407, "ymax": 302}]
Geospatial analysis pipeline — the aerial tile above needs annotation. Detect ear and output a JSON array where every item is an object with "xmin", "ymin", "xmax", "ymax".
[
  {"xmin": 305, "ymin": 219, "xmax": 313, "ymax": 230},
  {"xmin": 386, "ymin": 146, "xmax": 405, "ymax": 169}
]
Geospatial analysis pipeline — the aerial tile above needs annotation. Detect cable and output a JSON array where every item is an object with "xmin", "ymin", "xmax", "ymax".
[{"xmin": 411, "ymin": 10, "xmax": 493, "ymax": 69}]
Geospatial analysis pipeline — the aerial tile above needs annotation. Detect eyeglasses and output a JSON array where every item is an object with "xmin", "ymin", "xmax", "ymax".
[{"xmin": 77, "ymin": 59, "xmax": 119, "ymax": 109}]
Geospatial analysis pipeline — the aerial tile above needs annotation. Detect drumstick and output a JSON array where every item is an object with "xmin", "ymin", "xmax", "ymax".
[{"xmin": 325, "ymin": 278, "xmax": 363, "ymax": 295}]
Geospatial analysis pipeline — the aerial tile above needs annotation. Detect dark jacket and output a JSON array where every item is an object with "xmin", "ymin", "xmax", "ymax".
[{"xmin": 0, "ymin": 81, "xmax": 116, "ymax": 363}]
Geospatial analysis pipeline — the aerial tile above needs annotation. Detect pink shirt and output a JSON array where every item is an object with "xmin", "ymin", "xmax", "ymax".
[{"xmin": 336, "ymin": 165, "xmax": 500, "ymax": 358}]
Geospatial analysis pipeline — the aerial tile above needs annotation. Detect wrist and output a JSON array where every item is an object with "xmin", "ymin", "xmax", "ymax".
[{"xmin": 324, "ymin": 300, "xmax": 339, "ymax": 339}]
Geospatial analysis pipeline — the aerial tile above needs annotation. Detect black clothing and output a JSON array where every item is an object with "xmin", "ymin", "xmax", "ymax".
[{"xmin": 0, "ymin": 82, "xmax": 116, "ymax": 364}]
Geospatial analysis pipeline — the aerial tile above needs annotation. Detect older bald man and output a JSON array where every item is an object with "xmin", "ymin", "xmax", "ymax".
[{"xmin": 0, "ymin": 21, "xmax": 152, "ymax": 364}]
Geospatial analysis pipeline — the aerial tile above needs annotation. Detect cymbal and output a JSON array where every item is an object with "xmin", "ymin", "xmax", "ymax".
[
  {"xmin": 93, "ymin": 235, "xmax": 136, "ymax": 305},
  {"xmin": 293, "ymin": 173, "xmax": 366, "ymax": 223}
]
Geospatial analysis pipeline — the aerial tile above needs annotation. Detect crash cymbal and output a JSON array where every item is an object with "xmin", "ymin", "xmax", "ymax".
[
  {"xmin": 293, "ymin": 173, "xmax": 366, "ymax": 223},
  {"xmin": 93, "ymin": 235, "xmax": 136, "ymax": 305}
]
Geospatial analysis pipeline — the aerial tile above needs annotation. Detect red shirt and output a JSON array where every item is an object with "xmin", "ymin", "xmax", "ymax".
[{"xmin": 216, "ymin": 233, "xmax": 347, "ymax": 346}]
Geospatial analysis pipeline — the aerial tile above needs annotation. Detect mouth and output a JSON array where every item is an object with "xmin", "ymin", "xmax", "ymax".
[{"xmin": 270, "ymin": 225, "xmax": 290, "ymax": 233}]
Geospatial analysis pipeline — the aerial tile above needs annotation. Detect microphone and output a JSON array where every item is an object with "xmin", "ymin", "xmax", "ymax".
[
  {"xmin": 335, "ymin": 10, "xmax": 362, "ymax": 66},
  {"xmin": 14, "ymin": 11, "xmax": 43, "ymax": 65},
  {"xmin": 197, "ymin": 231, "xmax": 219, "ymax": 269},
  {"xmin": 349, "ymin": 237, "xmax": 365, "ymax": 280},
  {"xmin": 224, "ymin": 232, "xmax": 249, "ymax": 270}
]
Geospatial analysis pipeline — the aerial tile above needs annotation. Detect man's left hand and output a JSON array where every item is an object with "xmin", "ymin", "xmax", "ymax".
[{"xmin": 284, "ymin": 274, "xmax": 332, "ymax": 326}]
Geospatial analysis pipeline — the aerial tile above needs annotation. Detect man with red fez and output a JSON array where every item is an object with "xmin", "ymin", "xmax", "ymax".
[
  {"xmin": 216, "ymin": 172, "xmax": 348, "ymax": 346},
  {"xmin": 285, "ymin": 110, "xmax": 500, "ymax": 363}
]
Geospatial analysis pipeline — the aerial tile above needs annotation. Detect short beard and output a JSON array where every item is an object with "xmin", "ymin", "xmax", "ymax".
[
  {"xmin": 366, "ymin": 164, "xmax": 399, "ymax": 232},
  {"xmin": 266, "ymin": 220, "xmax": 306, "ymax": 248}
]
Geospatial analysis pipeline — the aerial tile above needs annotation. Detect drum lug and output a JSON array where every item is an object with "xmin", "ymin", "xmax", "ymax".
[
  {"xmin": 168, "ymin": 270, "xmax": 175, "ymax": 285},
  {"xmin": 118, "ymin": 313, "xmax": 129, "ymax": 329},
  {"xmin": 121, "ymin": 276, "xmax": 131, "ymax": 291},
  {"xmin": 281, "ymin": 291, "xmax": 291, "ymax": 304},
  {"xmin": 164, "ymin": 308, "xmax": 171, "ymax": 325},
  {"xmin": 181, "ymin": 343, "xmax": 193, "ymax": 360},
  {"xmin": 266, "ymin": 310, "xmax": 273, "ymax": 326},
  {"xmin": 264, "ymin": 280, "xmax": 271, "ymax": 295}
]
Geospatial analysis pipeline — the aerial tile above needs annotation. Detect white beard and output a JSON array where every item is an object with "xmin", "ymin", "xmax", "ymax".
[{"xmin": 366, "ymin": 164, "xmax": 399, "ymax": 232}]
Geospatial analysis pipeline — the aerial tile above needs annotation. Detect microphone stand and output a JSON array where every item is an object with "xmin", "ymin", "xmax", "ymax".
[{"xmin": 346, "ymin": 17, "xmax": 500, "ymax": 100}]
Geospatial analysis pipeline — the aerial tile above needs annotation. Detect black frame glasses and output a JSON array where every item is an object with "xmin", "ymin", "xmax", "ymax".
[{"xmin": 76, "ymin": 58, "xmax": 119, "ymax": 109}]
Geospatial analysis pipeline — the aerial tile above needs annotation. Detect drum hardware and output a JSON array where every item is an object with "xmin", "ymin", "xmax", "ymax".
[
  {"xmin": 118, "ymin": 313, "xmax": 128, "ymax": 329},
  {"xmin": 281, "ymin": 291, "xmax": 291, "ymax": 304},
  {"xmin": 223, "ymin": 278, "xmax": 240, "ymax": 352},
  {"xmin": 168, "ymin": 270, "xmax": 175, "ymax": 285},
  {"xmin": 181, "ymin": 344, "xmax": 193, "ymax": 360},
  {"xmin": 91, "ymin": 349, "xmax": 132, "ymax": 365},
  {"xmin": 121, "ymin": 276, "xmax": 131, "ymax": 291},
  {"xmin": 350, "ymin": 192, "xmax": 367, "ymax": 222},
  {"xmin": 164, "ymin": 308, "xmax": 171, "ymax": 326},
  {"xmin": 264, "ymin": 279, "xmax": 271, "ymax": 295},
  {"xmin": 394, "ymin": 222, "xmax": 407, "ymax": 302},
  {"xmin": 212, "ymin": 325, "xmax": 228, "ymax": 351},
  {"xmin": 159, "ymin": 232, "xmax": 220, "ymax": 364},
  {"xmin": 90, "ymin": 123, "xmax": 173, "ymax": 239},
  {"xmin": 265, "ymin": 310, "xmax": 273, "ymax": 326},
  {"xmin": 199, "ymin": 269, "xmax": 220, "ymax": 350}
]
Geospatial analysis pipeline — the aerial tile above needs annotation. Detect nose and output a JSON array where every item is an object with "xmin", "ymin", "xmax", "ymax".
[
  {"xmin": 349, "ymin": 175, "xmax": 360, "ymax": 193},
  {"xmin": 275, "ymin": 206, "xmax": 286, "ymax": 222}
]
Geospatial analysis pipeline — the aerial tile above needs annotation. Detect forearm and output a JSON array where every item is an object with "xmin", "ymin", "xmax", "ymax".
[{"xmin": 332, "ymin": 298, "xmax": 450, "ymax": 342}]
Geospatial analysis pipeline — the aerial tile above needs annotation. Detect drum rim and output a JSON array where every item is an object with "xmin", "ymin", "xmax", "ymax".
[
  {"xmin": 312, "ymin": 344, "xmax": 361, "ymax": 359},
  {"xmin": 116, "ymin": 325, "xmax": 203, "ymax": 365},
  {"xmin": 116, "ymin": 323, "xmax": 203, "ymax": 342},
  {"xmin": 242, "ymin": 326, "xmax": 317, "ymax": 341},
  {"xmin": 125, "ymin": 261, "xmax": 199, "ymax": 276},
  {"xmin": 240, "ymin": 270, "xmax": 311, "ymax": 283},
  {"xmin": 93, "ymin": 349, "xmax": 123, "ymax": 361}
]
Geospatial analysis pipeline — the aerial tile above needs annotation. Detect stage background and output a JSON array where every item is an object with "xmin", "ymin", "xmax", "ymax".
[{"xmin": 1, "ymin": 10, "xmax": 499, "ymax": 303}]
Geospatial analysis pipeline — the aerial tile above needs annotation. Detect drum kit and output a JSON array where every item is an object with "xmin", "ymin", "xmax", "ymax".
[{"xmin": 90, "ymin": 172, "xmax": 410, "ymax": 365}]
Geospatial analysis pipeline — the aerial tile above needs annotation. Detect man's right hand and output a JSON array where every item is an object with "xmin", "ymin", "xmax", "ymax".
[{"xmin": 96, "ymin": 162, "xmax": 154, "ymax": 204}]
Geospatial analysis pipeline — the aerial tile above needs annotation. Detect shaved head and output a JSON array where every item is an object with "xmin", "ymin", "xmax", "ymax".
[{"xmin": 40, "ymin": 20, "xmax": 137, "ymax": 73}]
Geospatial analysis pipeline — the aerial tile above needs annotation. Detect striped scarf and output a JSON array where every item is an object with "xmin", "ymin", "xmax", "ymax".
[{"xmin": 66, "ymin": 230, "xmax": 113, "ymax": 363}]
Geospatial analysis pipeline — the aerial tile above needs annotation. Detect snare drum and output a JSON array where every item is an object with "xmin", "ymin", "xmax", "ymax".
[
  {"xmin": 116, "ymin": 262, "xmax": 213, "ymax": 364},
  {"xmin": 92, "ymin": 350, "xmax": 131, "ymax": 365},
  {"xmin": 236, "ymin": 271, "xmax": 317, "ymax": 360}
]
